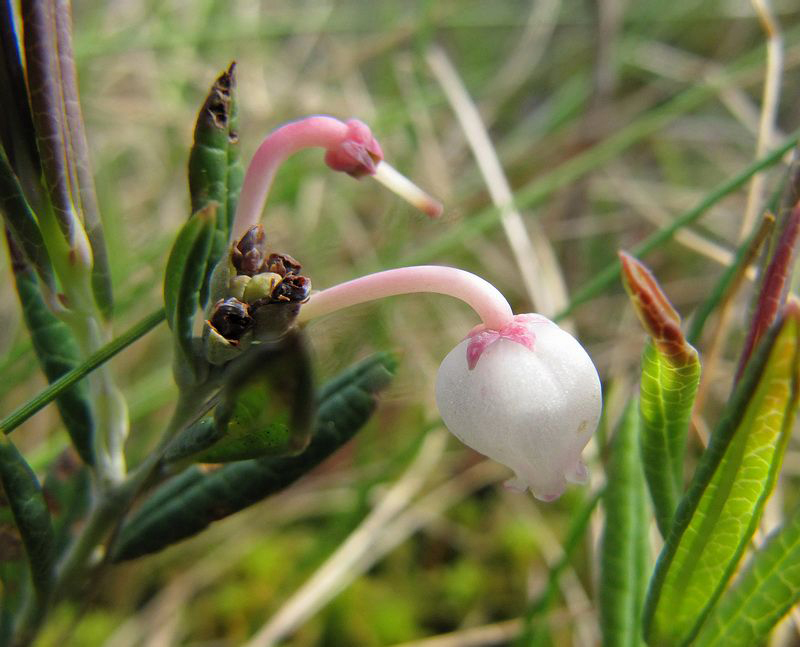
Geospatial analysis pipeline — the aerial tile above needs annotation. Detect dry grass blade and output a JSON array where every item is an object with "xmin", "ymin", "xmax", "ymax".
[
  {"xmin": 243, "ymin": 430, "xmax": 449, "ymax": 647},
  {"xmin": 739, "ymin": 0, "xmax": 784, "ymax": 241},
  {"xmin": 426, "ymin": 46, "xmax": 571, "ymax": 325}
]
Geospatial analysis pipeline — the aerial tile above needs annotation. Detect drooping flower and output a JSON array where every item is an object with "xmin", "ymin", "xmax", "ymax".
[
  {"xmin": 436, "ymin": 314, "xmax": 601, "ymax": 501},
  {"xmin": 298, "ymin": 266, "xmax": 603, "ymax": 501}
]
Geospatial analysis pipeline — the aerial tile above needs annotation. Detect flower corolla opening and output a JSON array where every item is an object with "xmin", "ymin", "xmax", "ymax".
[{"xmin": 435, "ymin": 313, "xmax": 602, "ymax": 501}]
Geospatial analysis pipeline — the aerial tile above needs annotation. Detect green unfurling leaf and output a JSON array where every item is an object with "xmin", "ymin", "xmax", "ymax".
[
  {"xmin": 188, "ymin": 62, "xmax": 242, "ymax": 306},
  {"xmin": 693, "ymin": 502, "xmax": 800, "ymax": 647},
  {"xmin": 112, "ymin": 352, "xmax": 397, "ymax": 561},
  {"xmin": 163, "ymin": 203, "xmax": 216, "ymax": 374},
  {"xmin": 0, "ymin": 435, "xmax": 55, "ymax": 605},
  {"xmin": 644, "ymin": 302, "xmax": 800, "ymax": 647},
  {"xmin": 619, "ymin": 251, "xmax": 700, "ymax": 536},
  {"xmin": 599, "ymin": 399, "xmax": 649, "ymax": 647},
  {"xmin": 164, "ymin": 331, "xmax": 315, "ymax": 464},
  {"xmin": 7, "ymin": 234, "xmax": 95, "ymax": 465}
]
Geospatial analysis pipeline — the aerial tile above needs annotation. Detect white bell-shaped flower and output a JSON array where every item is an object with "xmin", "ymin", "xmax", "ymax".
[{"xmin": 436, "ymin": 314, "xmax": 602, "ymax": 501}]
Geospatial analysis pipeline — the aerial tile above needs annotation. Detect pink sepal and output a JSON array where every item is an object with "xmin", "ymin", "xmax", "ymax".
[
  {"xmin": 324, "ymin": 119, "xmax": 384, "ymax": 177},
  {"xmin": 465, "ymin": 313, "xmax": 548, "ymax": 370}
]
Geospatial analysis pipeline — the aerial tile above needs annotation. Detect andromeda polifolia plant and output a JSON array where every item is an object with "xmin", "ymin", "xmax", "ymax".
[{"xmin": 2, "ymin": 3, "xmax": 800, "ymax": 646}]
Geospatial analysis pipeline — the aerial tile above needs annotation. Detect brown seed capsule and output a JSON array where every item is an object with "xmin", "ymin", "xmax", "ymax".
[
  {"xmin": 267, "ymin": 252, "xmax": 302, "ymax": 277},
  {"xmin": 232, "ymin": 225, "xmax": 267, "ymax": 276},
  {"xmin": 207, "ymin": 297, "xmax": 254, "ymax": 341}
]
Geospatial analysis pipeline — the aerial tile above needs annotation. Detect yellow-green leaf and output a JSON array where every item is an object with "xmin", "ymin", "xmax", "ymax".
[
  {"xmin": 693, "ymin": 502, "xmax": 800, "ymax": 647},
  {"xmin": 644, "ymin": 302, "xmax": 800, "ymax": 646}
]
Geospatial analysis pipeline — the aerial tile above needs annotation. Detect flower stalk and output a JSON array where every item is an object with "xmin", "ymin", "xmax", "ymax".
[
  {"xmin": 230, "ymin": 116, "xmax": 441, "ymax": 242},
  {"xmin": 297, "ymin": 265, "xmax": 514, "ymax": 331}
]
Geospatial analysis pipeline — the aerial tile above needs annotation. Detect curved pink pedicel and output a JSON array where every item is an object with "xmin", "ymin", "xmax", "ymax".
[{"xmin": 465, "ymin": 313, "xmax": 550, "ymax": 370}]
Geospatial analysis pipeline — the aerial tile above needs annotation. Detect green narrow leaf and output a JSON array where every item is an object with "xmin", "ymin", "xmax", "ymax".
[
  {"xmin": 0, "ymin": 435, "xmax": 55, "ymax": 605},
  {"xmin": 53, "ymin": 0, "xmax": 113, "ymax": 318},
  {"xmin": 0, "ymin": 149, "xmax": 55, "ymax": 293},
  {"xmin": 0, "ymin": 0, "xmax": 42, "ymax": 208},
  {"xmin": 6, "ymin": 233, "xmax": 95, "ymax": 465},
  {"xmin": 644, "ymin": 302, "xmax": 800, "ymax": 647},
  {"xmin": 112, "ymin": 352, "xmax": 397, "ymax": 561},
  {"xmin": 188, "ymin": 62, "xmax": 240, "ymax": 306},
  {"xmin": 20, "ymin": 1, "xmax": 82, "ymax": 249},
  {"xmin": 599, "ymin": 399, "xmax": 649, "ymax": 647},
  {"xmin": 694, "ymin": 502, "xmax": 800, "ymax": 647},
  {"xmin": 163, "ymin": 203, "xmax": 216, "ymax": 367},
  {"xmin": 0, "ymin": 494, "xmax": 26, "ymax": 643},
  {"xmin": 620, "ymin": 252, "xmax": 700, "ymax": 536}
]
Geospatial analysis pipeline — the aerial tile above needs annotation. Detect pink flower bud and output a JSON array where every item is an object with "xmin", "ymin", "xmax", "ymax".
[{"xmin": 435, "ymin": 314, "xmax": 601, "ymax": 501}]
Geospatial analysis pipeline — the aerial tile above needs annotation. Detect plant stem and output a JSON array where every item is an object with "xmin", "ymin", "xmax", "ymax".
[
  {"xmin": 297, "ymin": 265, "xmax": 514, "ymax": 331},
  {"xmin": 0, "ymin": 308, "xmax": 166, "ymax": 437}
]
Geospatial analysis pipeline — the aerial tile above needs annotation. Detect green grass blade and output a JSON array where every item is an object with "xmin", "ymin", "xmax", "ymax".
[
  {"xmin": 6, "ymin": 233, "xmax": 95, "ymax": 465},
  {"xmin": 554, "ymin": 135, "xmax": 798, "ymax": 322},
  {"xmin": 0, "ymin": 435, "xmax": 55, "ymax": 606},
  {"xmin": 687, "ymin": 213, "xmax": 774, "ymax": 346},
  {"xmin": 0, "ymin": 308, "xmax": 165, "ymax": 437},
  {"xmin": 163, "ymin": 203, "xmax": 216, "ymax": 370},
  {"xmin": 111, "ymin": 352, "xmax": 397, "ymax": 561},
  {"xmin": 620, "ymin": 253, "xmax": 700, "ymax": 536},
  {"xmin": 644, "ymin": 303, "xmax": 800, "ymax": 646},
  {"xmin": 693, "ymin": 502, "xmax": 800, "ymax": 647},
  {"xmin": 599, "ymin": 399, "xmax": 649, "ymax": 647}
]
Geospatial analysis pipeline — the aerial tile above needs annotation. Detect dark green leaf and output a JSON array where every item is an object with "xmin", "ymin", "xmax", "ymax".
[
  {"xmin": 0, "ymin": 150, "xmax": 55, "ymax": 293},
  {"xmin": 0, "ymin": 435, "xmax": 55, "ymax": 605},
  {"xmin": 188, "ymin": 62, "xmax": 241, "ymax": 306},
  {"xmin": 599, "ymin": 399, "xmax": 648, "ymax": 647},
  {"xmin": 42, "ymin": 449, "xmax": 91, "ymax": 557},
  {"xmin": 163, "ymin": 203, "xmax": 216, "ymax": 372},
  {"xmin": 112, "ymin": 352, "xmax": 397, "ymax": 561},
  {"xmin": 694, "ymin": 501, "xmax": 800, "ymax": 647},
  {"xmin": 644, "ymin": 303, "xmax": 800, "ymax": 646},
  {"xmin": 6, "ymin": 233, "xmax": 94, "ymax": 465},
  {"xmin": 0, "ymin": 0, "xmax": 41, "ymax": 206}
]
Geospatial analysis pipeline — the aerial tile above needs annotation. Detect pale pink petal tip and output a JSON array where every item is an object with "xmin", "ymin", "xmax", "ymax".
[
  {"xmin": 465, "ymin": 313, "xmax": 543, "ymax": 370},
  {"xmin": 503, "ymin": 476, "xmax": 529, "ymax": 493},
  {"xmin": 324, "ymin": 119, "xmax": 383, "ymax": 177},
  {"xmin": 565, "ymin": 459, "xmax": 590, "ymax": 484}
]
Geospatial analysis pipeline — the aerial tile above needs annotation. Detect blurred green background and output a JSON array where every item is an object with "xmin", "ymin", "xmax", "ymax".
[{"xmin": 2, "ymin": 0, "xmax": 800, "ymax": 644}]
